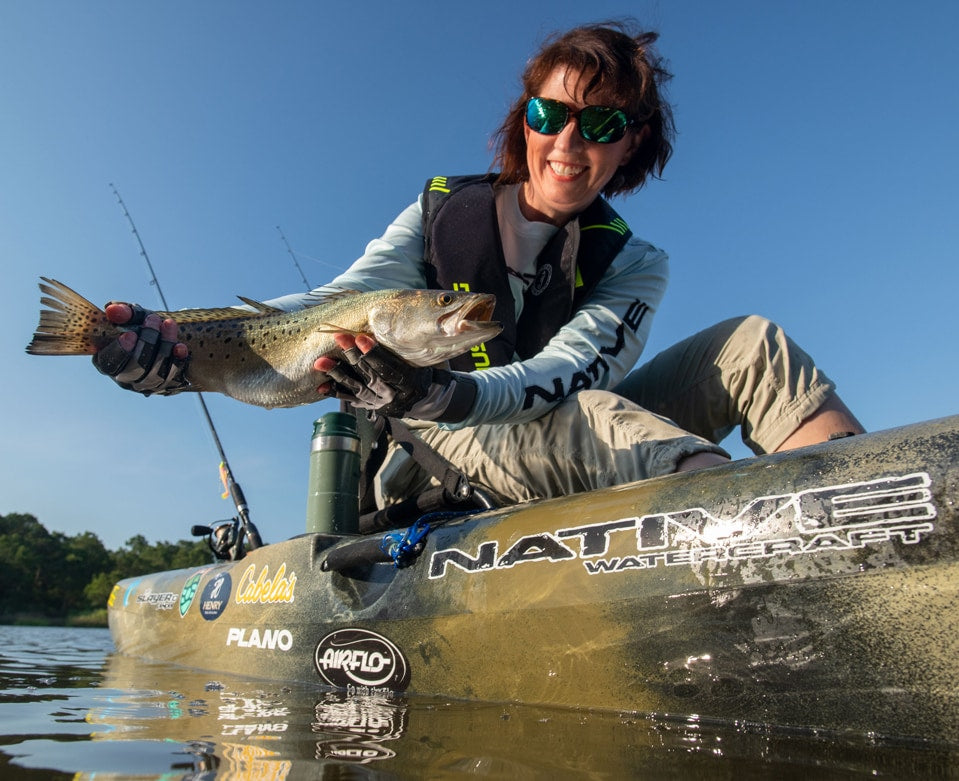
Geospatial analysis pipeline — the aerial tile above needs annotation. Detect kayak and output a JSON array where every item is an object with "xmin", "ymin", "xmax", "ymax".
[{"xmin": 107, "ymin": 414, "xmax": 959, "ymax": 744}]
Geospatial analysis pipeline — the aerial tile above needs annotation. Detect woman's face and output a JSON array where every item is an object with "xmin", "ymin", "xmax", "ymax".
[{"xmin": 521, "ymin": 66, "xmax": 641, "ymax": 226}]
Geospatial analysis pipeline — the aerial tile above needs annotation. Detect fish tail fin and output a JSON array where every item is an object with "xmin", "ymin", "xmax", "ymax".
[{"xmin": 25, "ymin": 277, "xmax": 115, "ymax": 356}]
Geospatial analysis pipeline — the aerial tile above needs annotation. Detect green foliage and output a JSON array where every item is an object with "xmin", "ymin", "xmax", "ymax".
[{"xmin": 0, "ymin": 513, "xmax": 212, "ymax": 623}]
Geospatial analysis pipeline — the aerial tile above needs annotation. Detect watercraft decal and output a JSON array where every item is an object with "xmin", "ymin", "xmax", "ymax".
[
  {"xmin": 135, "ymin": 589, "xmax": 178, "ymax": 610},
  {"xmin": 122, "ymin": 578, "xmax": 142, "ymax": 607},
  {"xmin": 235, "ymin": 562, "xmax": 297, "ymax": 605},
  {"xmin": 179, "ymin": 570, "xmax": 206, "ymax": 617},
  {"xmin": 107, "ymin": 583, "xmax": 121, "ymax": 608},
  {"xmin": 314, "ymin": 629, "xmax": 411, "ymax": 692},
  {"xmin": 429, "ymin": 472, "xmax": 937, "ymax": 579},
  {"xmin": 226, "ymin": 626, "xmax": 293, "ymax": 651},
  {"xmin": 200, "ymin": 571, "xmax": 232, "ymax": 620}
]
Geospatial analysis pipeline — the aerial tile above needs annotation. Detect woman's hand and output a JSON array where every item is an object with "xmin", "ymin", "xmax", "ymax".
[
  {"xmin": 315, "ymin": 333, "xmax": 476, "ymax": 422},
  {"xmin": 92, "ymin": 302, "xmax": 190, "ymax": 395}
]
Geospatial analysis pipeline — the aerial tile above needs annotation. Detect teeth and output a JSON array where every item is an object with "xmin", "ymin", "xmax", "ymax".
[{"xmin": 550, "ymin": 162, "xmax": 585, "ymax": 177}]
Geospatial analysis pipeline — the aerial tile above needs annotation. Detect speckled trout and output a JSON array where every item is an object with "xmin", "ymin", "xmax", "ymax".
[{"xmin": 26, "ymin": 277, "xmax": 501, "ymax": 408}]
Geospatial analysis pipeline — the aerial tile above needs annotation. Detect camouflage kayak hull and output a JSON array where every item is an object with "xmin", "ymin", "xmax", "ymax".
[{"xmin": 108, "ymin": 415, "xmax": 959, "ymax": 743}]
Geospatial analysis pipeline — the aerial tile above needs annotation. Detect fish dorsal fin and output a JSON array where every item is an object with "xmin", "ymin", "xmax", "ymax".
[
  {"xmin": 162, "ymin": 306, "xmax": 262, "ymax": 323},
  {"xmin": 235, "ymin": 296, "xmax": 285, "ymax": 313}
]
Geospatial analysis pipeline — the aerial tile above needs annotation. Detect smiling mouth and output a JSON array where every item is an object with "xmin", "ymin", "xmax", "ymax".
[{"xmin": 549, "ymin": 161, "xmax": 586, "ymax": 177}]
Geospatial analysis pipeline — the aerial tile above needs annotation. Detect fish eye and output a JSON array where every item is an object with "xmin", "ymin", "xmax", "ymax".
[{"xmin": 437, "ymin": 293, "xmax": 454, "ymax": 305}]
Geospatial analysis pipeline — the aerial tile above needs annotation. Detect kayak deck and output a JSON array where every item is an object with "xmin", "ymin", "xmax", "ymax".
[{"xmin": 108, "ymin": 415, "xmax": 959, "ymax": 743}]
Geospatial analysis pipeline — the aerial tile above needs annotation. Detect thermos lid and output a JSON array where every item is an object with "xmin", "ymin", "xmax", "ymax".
[{"xmin": 311, "ymin": 411, "xmax": 360, "ymax": 453}]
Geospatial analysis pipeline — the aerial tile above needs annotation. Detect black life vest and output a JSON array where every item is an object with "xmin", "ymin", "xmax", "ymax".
[{"xmin": 421, "ymin": 175, "xmax": 632, "ymax": 372}]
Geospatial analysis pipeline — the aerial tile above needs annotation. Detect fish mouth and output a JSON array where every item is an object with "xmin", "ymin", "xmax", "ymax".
[{"xmin": 444, "ymin": 294, "xmax": 498, "ymax": 333}]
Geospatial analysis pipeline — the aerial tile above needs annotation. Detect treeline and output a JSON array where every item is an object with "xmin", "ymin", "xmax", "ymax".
[{"xmin": 0, "ymin": 512, "xmax": 211, "ymax": 625}]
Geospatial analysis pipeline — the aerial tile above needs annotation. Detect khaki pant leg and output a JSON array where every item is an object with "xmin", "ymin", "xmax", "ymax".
[
  {"xmin": 613, "ymin": 315, "xmax": 835, "ymax": 454},
  {"xmin": 375, "ymin": 390, "xmax": 726, "ymax": 507}
]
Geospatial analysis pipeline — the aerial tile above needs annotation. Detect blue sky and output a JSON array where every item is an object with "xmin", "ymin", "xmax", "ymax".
[{"xmin": 2, "ymin": 1, "xmax": 957, "ymax": 550}]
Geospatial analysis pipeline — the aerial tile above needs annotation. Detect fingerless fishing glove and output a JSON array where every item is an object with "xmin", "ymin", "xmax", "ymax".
[
  {"xmin": 92, "ymin": 304, "xmax": 190, "ymax": 396},
  {"xmin": 326, "ymin": 343, "xmax": 477, "ymax": 423}
]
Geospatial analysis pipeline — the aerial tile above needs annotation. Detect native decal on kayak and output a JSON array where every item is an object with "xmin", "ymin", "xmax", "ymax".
[
  {"xmin": 235, "ymin": 562, "xmax": 297, "ymax": 605},
  {"xmin": 428, "ymin": 473, "xmax": 937, "ymax": 579},
  {"xmin": 226, "ymin": 626, "xmax": 293, "ymax": 651},
  {"xmin": 314, "ymin": 629, "xmax": 411, "ymax": 691},
  {"xmin": 200, "ymin": 571, "xmax": 232, "ymax": 620}
]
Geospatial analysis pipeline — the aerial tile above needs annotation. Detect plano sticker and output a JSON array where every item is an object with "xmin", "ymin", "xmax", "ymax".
[{"xmin": 226, "ymin": 626, "xmax": 293, "ymax": 651}]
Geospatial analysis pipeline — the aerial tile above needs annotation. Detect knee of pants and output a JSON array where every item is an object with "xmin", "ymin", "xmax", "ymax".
[
  {"xmin": 718, "ymin": 314, "xmax": 784, "ymax": 354},
  {"xmin": 565, "ymin": 389, "xmax": 643, "ymax": 418},
  {"xmin": 715, "ymin": 314, "xmax": 805, "ymax": 381}
]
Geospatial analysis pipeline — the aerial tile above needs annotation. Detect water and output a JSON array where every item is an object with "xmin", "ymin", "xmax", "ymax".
[{"xmin": 1, "ymin": 625, "xmax": 957, "ymax": 779}]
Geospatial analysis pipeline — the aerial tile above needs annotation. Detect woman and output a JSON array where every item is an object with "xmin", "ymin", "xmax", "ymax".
[{"xmin": 95, "ymin": 22, "xmax": 863, "ymax": 507}]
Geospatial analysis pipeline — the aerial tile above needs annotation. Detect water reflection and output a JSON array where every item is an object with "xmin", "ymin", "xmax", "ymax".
[
  {"xmin": 83, "ymin": 652, "xmax": 957, "ymax": 779},
  {"xmin": 312, "ymin": 691, "xmax": 406, "ymax": 763},
  {"xmin": 2, "ymin": 627, "xmax": 957, "ymax": 779}
]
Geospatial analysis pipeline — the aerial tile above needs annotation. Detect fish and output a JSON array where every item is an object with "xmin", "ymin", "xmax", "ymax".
[{"xmin": 25, "ymin": 278, "xmax": 502, "ymax": 408}]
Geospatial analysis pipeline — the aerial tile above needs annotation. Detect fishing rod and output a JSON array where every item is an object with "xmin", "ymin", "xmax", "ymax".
[
  {"xmin": 109, "ymin": 184, "xmax": 263, "ymax": 556},
  {"xmin": 276, "ymin": 225, "xmax": 313, "ymax": 290}
]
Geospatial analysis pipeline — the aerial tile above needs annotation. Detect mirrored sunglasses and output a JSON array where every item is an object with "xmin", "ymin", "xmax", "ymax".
[{"xmin": 525, "ymin": 97, "xmax": 632, "ymax": 144}]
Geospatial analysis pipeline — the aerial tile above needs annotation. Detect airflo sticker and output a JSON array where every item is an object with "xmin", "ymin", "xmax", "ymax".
[
  {"xmin": 428, "ymin": 472, "xmax": 938, "ymax": 579},
  {"xmin": 200, "ymin": 571, "xmax": 232, "ymax": 621},
  {"xmin": 314, "ymin": 629, "xmax": 411, "ymax": 692}
]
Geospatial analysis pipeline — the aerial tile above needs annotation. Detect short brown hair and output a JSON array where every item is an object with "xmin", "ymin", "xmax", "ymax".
[{"xmin": 492, "ymin": 21, "xmax": 675, "ymax": 197}]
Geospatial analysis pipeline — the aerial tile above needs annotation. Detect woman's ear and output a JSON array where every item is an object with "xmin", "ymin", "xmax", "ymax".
[{"xmin": 621, "ymin": 123, "xmax": 650, "ymax": 166}]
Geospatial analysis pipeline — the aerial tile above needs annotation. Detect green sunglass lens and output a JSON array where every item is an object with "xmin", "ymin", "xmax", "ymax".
[
  {"xmin": 580, "ymin": 106, "xmax": 629, "ymax": 143},
  {"xmin": 526, "ymin": 98, "xmax": 568, "ymax": 134}
]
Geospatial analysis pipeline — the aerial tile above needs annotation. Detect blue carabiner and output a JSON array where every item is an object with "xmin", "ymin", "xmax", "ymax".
[{"xmin": 381, "ymin": 518, "xmax": 432, "ymax": 568}]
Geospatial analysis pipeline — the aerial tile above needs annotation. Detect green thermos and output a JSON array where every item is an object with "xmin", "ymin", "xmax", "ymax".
[{"xmin": 306, "ymin": 411, "xmax": 361, "ymax": 535}]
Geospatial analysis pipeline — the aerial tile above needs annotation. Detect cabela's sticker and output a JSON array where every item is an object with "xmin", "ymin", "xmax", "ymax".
[
  {"xmin": 234, "ymin": 562, "xmax": 296, "ymax": 605},
  {"xmin": 429, "ymin": 472, "xmax": 937, "ymax": 579},
  {"xmin": 200, "ymin": 571, "xmax": 232, "ymax": 621},
  {"xmin": 314, "ymin": 629, "xmax": 410, "ymax": 691}
]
